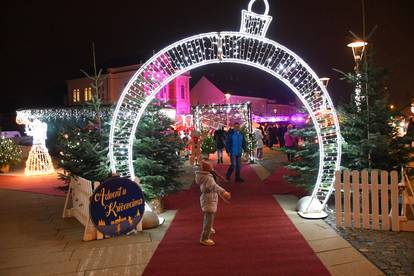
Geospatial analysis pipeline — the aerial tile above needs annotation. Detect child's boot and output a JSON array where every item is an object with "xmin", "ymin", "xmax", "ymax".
[{"xmin": 200, "ymin": 239, "xmax": 215, "ymax": 246}]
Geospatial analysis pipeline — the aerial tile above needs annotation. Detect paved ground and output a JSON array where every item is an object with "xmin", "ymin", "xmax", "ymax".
[
  {"xmin": 276, "ymin": 195, "xmax": 383, "ymax": 276},
  {"xmin": 0, "ymin": 147, "xmax": 412, "ymax": 275},
  {"xmin": 325, "ymin": 212, "xmax": 414, "ymax": 276},
  {"xmin": 0, "ymin": 189, "xmax": 176, "ymax": 275}
]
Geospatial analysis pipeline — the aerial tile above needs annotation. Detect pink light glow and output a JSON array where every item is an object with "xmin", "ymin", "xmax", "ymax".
[{"xmin": 253, "ymin": 114, "xmax": 305, "ymax": 124}]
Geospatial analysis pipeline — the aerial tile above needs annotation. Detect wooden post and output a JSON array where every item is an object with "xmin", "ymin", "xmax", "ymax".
[
  {"xmin": 390, "ymin": 171, "xmax": 399, "ymax": 231},
  {"xmin": 335, "ymin": 171, "xmax": 342, "ymax": 227},
  {"xmin": 352, "ymin": 170, "xmax": 360, "ymax": 228},
  {"xmin": 371, "ymin": 170, "xmax": 380, "ymax": 230},
  {"xmin": 344, "ymin": 170, "xmax": 351, "ymax": 227},
  {"xmin": 362, "ymin": 170, "xmax": 370, "ymax": 229},
  {"xmin": 62, "ymin": 179, "xmax": 73, "ymax": 218},
  {"xmin": 381, "ymin": 171, "xmax": 389, "ymax": 230}
]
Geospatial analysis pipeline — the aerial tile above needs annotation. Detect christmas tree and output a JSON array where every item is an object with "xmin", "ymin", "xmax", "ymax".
[
  {"xmin": 284, "ymin": 119, "xmax": 319, "ymax": 191},
  {"xmin": 57, "ymin": 43, "xmax": 112, "ymax": 183},
  {"xmin": 337, "ymin": 54, "xmax": 414, "ymax": 171},
  {"xmin": 201, "ymin": 134, "xmax": 216, "ymax": 157},
  {"xmin": 56, "ymin": 98, "xmax": 111, "ymax": 183},
  {"xmin": 133, "ymin": 101, "xmax": 184, "ymax": 200}
]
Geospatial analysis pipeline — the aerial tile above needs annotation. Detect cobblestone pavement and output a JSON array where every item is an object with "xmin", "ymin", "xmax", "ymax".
[{"xmin": 325, "ymin": 211, "xmax": 414, "ymax": 276}]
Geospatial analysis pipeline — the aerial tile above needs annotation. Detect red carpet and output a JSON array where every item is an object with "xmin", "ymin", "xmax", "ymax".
[
  {"xmin": 143, "ymin": 165, "xmax": 329, "ymax": 276},
  {"xmin": 0, "ymin": 174, "xmax": 66, "ymax": 197}
]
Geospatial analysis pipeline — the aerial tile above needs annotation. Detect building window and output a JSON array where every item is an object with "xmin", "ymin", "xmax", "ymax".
[
  {"xmin": 180, "ymin": 85, "xmax": 185, "ymax": 99},
  {"xmin": 73, "ymin": 89, "xmax": 80, "ymax": 103},
  {"xmin": 84, "ymin": 87, "xmax": 92, "ymax": 101}
]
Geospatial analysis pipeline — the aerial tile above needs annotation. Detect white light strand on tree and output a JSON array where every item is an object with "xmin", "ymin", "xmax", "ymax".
[{"xmin": 108, "ymin": 0, "xmax": 342, "ymax": 219}]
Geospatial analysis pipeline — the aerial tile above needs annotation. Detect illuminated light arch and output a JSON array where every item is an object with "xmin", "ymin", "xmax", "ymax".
[{"xmin": 109, "ymin": 0, "xmax": 341, "ymax": 219}]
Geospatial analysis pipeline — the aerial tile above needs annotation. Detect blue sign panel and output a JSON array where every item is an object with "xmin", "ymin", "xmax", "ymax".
[{"xmin": 90, "ymin": 177, "xmax": 145, "ymax": 236}]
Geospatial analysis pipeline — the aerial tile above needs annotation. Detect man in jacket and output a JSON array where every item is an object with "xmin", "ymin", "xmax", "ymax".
[{"xmin": 225, "ymin": 122, "xmax": 247, "ymax": 182}]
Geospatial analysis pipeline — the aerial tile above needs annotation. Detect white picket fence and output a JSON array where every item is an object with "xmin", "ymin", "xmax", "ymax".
[
  {"xmin": 335, "ymin": 169, "xmax": 414, "ymax": 232},
  {"xmin": 62, "ymin": 177, "xmax": 102, "ymax": 241}
]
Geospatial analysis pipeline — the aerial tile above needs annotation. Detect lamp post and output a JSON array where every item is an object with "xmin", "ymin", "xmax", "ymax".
[
  {"xmin": 347, "ymin": 41, "xmax": 368, "ymax": 110},
  {"xmin": 225, "ymin": 93, "xmax": 231, "ymax": 127},
  {"xmin": 347, "ymin": 40, "xmax": 371, "ymax": 168},
  {"xmin": 320, "ymin": 77, "xmax": 330, "ymax": 88}
]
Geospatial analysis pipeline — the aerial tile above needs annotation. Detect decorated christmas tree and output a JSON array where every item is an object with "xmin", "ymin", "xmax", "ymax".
[
  {"xmin": 133, "ymin": 101, "xmax": 184, "ymax": 200},
  {"xmin": 56, "ymin": 98, "xmax": 111, "ymax": 183},
  {"xmin": 201, "ymin": 134, "xmax": 216, "ymax": 157},
  {"xmin": 337, "ymin": 54, "xmax": 414, "ymax": 171},
  {"xmin": 57, "ymin": 43, "xmax": 112, "ymax": 183},
  {"xmin": 0, "ymin": 138, "xmax": 22, "ymax": 172},
  {"xmin": 284, "ymin": 119, "xmax": 319, "ymax": 191}
]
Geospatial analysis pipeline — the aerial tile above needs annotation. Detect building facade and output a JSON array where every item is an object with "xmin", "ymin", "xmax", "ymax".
[
  {"xmin": 190, "ymin": 76, "xmax": 300, "ymax": 119},
  {"xmin": 67, "ymin": 64, "xmax": 191, "ymax": 115}
]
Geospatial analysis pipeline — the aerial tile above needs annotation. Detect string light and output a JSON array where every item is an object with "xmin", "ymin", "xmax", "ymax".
[
  {"xmin": 16, "ymin": 107, "xmax": 113, "ymax": 176},
  {"xmin": 109, "ymin": 0, "xmax": 342, "ymax": 218},
  {"xmin": 16, "ymin": 107, "xmax": 113, "ymax": 123}
]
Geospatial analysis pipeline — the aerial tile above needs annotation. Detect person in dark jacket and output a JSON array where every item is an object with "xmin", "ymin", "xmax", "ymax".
[
  {"xmin": 277, "ymin": 124, "xmax": 286, "ymax": 148},
  {"xmin": 213, "ymin": 126, "xmax": 226, "ymax": 164},
  {"xmin": 225, "ymin": 122, "xmax": 247, "ymax": 182}
]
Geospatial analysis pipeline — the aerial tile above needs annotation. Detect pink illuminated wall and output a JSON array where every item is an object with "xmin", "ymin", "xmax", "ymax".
[{"xmin": 67, "ymin": 64, "xmax": 191, "ymax": 115}]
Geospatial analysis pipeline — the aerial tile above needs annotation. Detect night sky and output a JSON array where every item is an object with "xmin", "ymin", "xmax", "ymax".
[{"xmin": 3, "ymin": 0, "xmax": 413, "ymax": 119}]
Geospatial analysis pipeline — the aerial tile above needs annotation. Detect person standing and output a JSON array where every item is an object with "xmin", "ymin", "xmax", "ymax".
[
  {"xmin": 284, "ymin": 124, "xmax": 298, "ymax": 162},
  {"xmin": 277, "ymin": 124, "xmax": 286, "ymax": 148},
  {"xmin": 225, "ymin": 122, "xmax": 247, "ymax": 182},
  {"xmin": 213, "ymin": 126, "xmax": 226, "ymax": 164},
  {"xmin": 254, "ymin": 127, "xmax": 264, "ymax": 160},
  {"xmin": 267, "ymin": 125, "xmax": 275, "ymax": 148},
  {"xmin": 196, "ymin": 161, "xmax": 231, "ymax": 246}
]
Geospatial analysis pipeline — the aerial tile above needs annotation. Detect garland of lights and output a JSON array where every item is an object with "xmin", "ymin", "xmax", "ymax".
[
  {"xmin": 192, "ymin": 103, "xmax": 254, "ymax": 162},
  {"xmin": 16, "ymin": 106, "xmax": 113, "ymax": 123},
  {"xmin": 16, "ymin": 107, "xmax": 113, "ymax": 176},
  {"xmin": 108, "ymin": 0, "xmax": 342, "ymax": 219}
]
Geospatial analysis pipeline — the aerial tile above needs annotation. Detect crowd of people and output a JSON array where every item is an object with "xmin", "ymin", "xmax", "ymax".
[{"xmin": 212, "ymin": 122, "xmax": 299, "ymax": 163}]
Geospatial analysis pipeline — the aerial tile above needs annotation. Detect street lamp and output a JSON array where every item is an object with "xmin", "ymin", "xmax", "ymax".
[
  {"xmin": 320, "ymin": 77, "xmax": 330, "ymax": 88},
  {"xmin": 347, "ymin": 41, "xmax": 368, "ymax": 71},
  {"xmin": 348, "ymin": 39, "xmax": 372, "ymax": 167},
  {"xmin": 225, "ymin": 93, "xmax": 231, "ymax": 127},
  {"xmin": 317, "ymin": 77, "xmax": 330, "ymax": 111},
  {"xmin": 347, "ymin": 40, "xmax": 368, "ymax": 110}
]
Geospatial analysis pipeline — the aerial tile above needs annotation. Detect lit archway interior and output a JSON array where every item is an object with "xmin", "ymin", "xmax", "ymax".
[{"xmin": 109, "ymin": 0, "xmax": 341, "ymax": 218}]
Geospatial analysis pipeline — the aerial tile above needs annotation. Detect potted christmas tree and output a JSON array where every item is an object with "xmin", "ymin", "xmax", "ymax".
[
  {"xmin": 201, "ymin": 135, "xmax": 216, "ymax": 160},
  {"xmin": 0, "ymin": 138, "xmax": 22, "ymax": 173},
  {"xmin": 133, "ymin": 101, "xmax": 184, "ymax": 214}
]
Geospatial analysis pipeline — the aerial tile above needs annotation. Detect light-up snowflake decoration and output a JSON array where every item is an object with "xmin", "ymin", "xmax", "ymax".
[{"xmin": 108, "ymin": 0, "xmax": 342, "ymax": 219}]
